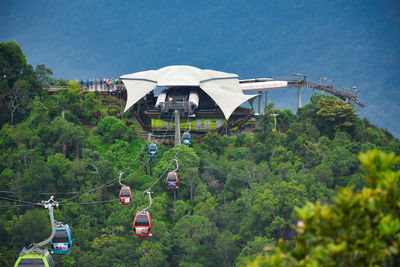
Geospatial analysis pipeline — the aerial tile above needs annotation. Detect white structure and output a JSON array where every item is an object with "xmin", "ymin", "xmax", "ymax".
[
  {"xmin": 239, "ymin": 79, "xmax": 289, "ymax": 115},
  {"xmin": 188, "ymin": 91, "xmax": 199, "ymax": 109},
  {"xmin": 121, "ymin": 65, "xmax": 256, "ymax": 119}
]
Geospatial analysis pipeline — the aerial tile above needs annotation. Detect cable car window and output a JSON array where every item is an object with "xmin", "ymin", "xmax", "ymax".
[
  {"xmin": 167, "ymin": 174, "xmax": 176, "ymax": 182},
  {"xmin": 17, "ymin": 258, "xmax": 45, "ymax": 266},
  {"xmin": 183, "ymin": 135, "xmax": 189, "ymax": 140},
  {"xmin": 53, "ymin": 230, "xmax": 69, "ymax": 243},
  {"xmin": 46, "ymin": 254, "xmax": 55, "ymax": 267},
  {"xmin": 135, "ymin": 215, "xmax": 149, "ymax": 226},
  {"xmin": 120, "ymin": 189, "xmax": 130, "ymax": 197},
  {"xmin": 149, "ymin": 146, "xmax": 157, "ymax": 151}
]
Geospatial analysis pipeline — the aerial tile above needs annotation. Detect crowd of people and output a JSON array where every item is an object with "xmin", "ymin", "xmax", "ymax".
[{"xmin": 80, "ymin": 78, "xmax": 124, "ymax": 92}]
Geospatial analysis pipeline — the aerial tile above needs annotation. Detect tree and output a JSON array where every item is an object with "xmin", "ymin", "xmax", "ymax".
[
  {"xmin": 50, "ymin": 116, "xmax": 86, "ymax": 158},
  {"xmin": 136, "ymin": 240, "xmax": 167, "ymax": 267},
  {"xmin": 316, "ymin": 97, "xmax": 358, "ymax": 129},
  {"xmin": 215, "ymin": 230, "xmax": 239, "ymax": 266},
  {"xmin": 172, "ymin": 215, "xmax": 218, "ymax": 266},
  {"xmin": 8, "ymin": 80, "xmax": 31, "ymax": 125},
  {"xmin": 8, "ymin": 209, "xmax": 52, "ymax": 248},
  {"xmin": 249, "ymin": 150, "xmax": 400, "ymax": 266},
  {"xmin": 34, "ymin": 64, "xmax": 53, "ymax": 87},
  {"xmin": 236, "ymin": 236, "xmax": 275, "ymax": 264},
  {"xmin": 197, "ymin": 132, "xmax": 230, "ymax": 156},
  {"xmin": 0, "ymin": 41, "xmax": 40, "ymax": 125},
  {"xmin": 249, "ymin": 181, "xmax": 307, "ymax": 240},
  {"xmin": 154, "ymin": 145, "xmax": 201, "ymax": 201},
  {"xmin": 97, "ymin": 116, "xmax": 133, "ymax": 144}
]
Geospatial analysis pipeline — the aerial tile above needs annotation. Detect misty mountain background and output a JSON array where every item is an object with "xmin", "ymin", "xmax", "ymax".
[{"xmin": 1, "ymin": 0, "xmax": 399, "ymax": 137}]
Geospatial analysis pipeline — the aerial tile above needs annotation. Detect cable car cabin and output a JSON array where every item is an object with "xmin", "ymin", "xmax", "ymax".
[
  {"xmin": 166, "ymin": 172, "xmax": 178, "ymax": 189},
  {"xmin": 148, "ymin": 143, "xmax": 158, "ymax": 157},
  {"xmin": 50, "ymin": 224, "xmax": 72, "ymax": 255},
  {"xmin": 14, "ymin": 249, "xmax": 55, "ymax": 267},
  {"xmin": 182, "ymin": 133, "xmax": 191, "ymax": 145},
  {"xmin": 119, "ymin": 186, "xmax": 132, "ymax": 205},
  {"xmin": 133, "ymin": 211, "xmax": 152, "ymax": 237}
]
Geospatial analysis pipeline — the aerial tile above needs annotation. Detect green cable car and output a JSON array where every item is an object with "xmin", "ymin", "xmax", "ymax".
[{"xmin": 14, "ymin": 247, "xmax": 55, "ymax": 267}]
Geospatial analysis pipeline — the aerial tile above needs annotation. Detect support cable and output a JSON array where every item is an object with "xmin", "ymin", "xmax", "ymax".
[
  {"xmin": 144, "ymin": 112, "xmax": 189, "ymax": 192},
  {"xmin": 0, "ymin": 196, "xmax": 40, "ymax": 206},
  {"xmin": 2, "ymin": 114, "xmax": 186, "ymax": 209},
  {"xmin": 61, "ymin": 113, "xmax": 175, "ymax": 204},
  {"xmin": 0, "ymin": 190, "xmax": 79, "ymax": 195}
]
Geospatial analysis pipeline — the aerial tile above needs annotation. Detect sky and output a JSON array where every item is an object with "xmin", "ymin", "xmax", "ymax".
[{"xmin": 1, "ymin": 0, "xmax": 399, "ymax": 137}]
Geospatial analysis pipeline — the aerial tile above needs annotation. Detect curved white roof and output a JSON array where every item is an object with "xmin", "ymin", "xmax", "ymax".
[{"xmin": 121, "ymin": 65, "xmax": 255, "ymax": 119}]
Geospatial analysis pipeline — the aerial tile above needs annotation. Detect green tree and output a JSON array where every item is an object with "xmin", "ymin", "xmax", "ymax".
[
  {"xmin": 154, "ymin": 145, "xmax": 201, "ymax": 201},
  {"xmin": 8, "ymin": 209, "xmax": 52, "ymax": 248},
  {"xmin": 215, "ymin": 230, "xmax": 240, "ymax": 266},
  {"xmin": 172, "ymin": 215, "xmax": 218, "ymax": 266},
  {"xmin": 8, "ymin": 80, "xmax": 32, "ymax": 125},
  {"xmin": 237, "ymin": 236, "xmax": 275, "ymax": 264},
  {"xmin": 249, "ymin": 150, "xmax": 400, "ymax": 266},
  {"xmin": 316, "ymin": 97, "xmax": 358, "ymax": 129},
  {"xmin": 50, "ymin": 116, "xmax": 86, "ymax": 158},
  {"xmin": 34, "ymin": 64, "xmax": 53, "ymax": 87},
  {"xmin": 97, "ymin": 116, "xmax": 133, "ymax": 144},
  {"xmin": 136, "ymin": 240, "xmax": 167, "ymax": 267},
  {"xmin": 0, "ymin": 41, "xmax": 40, "ymax": 125}
]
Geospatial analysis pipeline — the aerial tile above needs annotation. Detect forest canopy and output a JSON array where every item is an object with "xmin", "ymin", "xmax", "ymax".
[{"xmin": 0, "ymin": 42, "xmax": 399, "ymax": 266}]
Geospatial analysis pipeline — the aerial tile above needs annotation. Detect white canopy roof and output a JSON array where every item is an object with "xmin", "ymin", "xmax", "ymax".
[{"xmin": 121, "ymin": 65, "xmax": 256, "ymax": 119}]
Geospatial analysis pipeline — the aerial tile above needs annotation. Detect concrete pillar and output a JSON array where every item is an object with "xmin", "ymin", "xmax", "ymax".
[
  {"xmin": 174, "ymin": 109, "xmax": 181, "ymax": 146},
  {"xmin": 297, "ymin": 87, "xmax": 301, "ymax": 109},
  {"xmin": 258, "ymin": 91, "xmax": 263, "ymax": 114},
  {"xmin": 265, "ymin": 90, "xmax": 269, "ymax": 111}
]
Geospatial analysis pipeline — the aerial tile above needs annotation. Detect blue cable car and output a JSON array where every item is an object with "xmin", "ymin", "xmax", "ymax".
[
  {"xmin": 50, "ymin": 223, "xmax": 72, "ymax": 255},
  {"xmin": 182, "ymin": 133, "xmax": 191, "ymax": 145},
  {"xmin": 148, "ymin": 143, "xmax": 158, "ymax": 157}
]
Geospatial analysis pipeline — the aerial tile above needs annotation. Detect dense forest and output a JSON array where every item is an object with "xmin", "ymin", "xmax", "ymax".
[{"xmin": 1, "ymin": 41, "xmax": 399, "ymax": 266}]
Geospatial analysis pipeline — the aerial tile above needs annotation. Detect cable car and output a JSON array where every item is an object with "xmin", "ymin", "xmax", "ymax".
[
  {"xmin": 182, "ymin": 133, "xmax": 191, "ymax": 145},
  {"xmin": 148, "ymin": 143, "xmax": 158, "ymax": 157},
  {"xmin": 133, "ymin": 211, "xmax": 152, "ymax": 237},
  {"xmin": 166, "ymin": 172, "xmax": 178, "ymax": 189},
  {"xmin": 119, "ymin": 186, "xmax": 132, "ymax": 205},
  {"xmin": 15, "ymin": 248, "xmax": 55, "ymax": 267},
  {"xmin": 50, "ymin": 223, "xmax": 73, "ymax": 255}
]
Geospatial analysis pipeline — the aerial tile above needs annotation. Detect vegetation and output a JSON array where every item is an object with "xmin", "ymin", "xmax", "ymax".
[
  {"xmin": 249, "ymin": 149, "xmax": 400, "ymax": 266},
  {"xmin": 0, "ymin": 42, "xmax": 399, "ymax": 266}
]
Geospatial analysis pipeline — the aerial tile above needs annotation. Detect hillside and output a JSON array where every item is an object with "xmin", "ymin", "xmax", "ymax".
[{"xmin": 1, "ymin": 42, "xmax": 400, "ymax": 266}]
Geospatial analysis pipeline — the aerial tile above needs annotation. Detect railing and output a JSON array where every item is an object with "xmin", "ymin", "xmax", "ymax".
[
  {"xmin": 43, "ymin": 84, "xmax": 126, "ymax": 93},
  {"xmin": 42, "ymin": 86, "xmax": 68, "ymax": 92},
  {"xmin": 289, "ymin": 80, "xmax": 365, "ymax": 107},
  {"xmin": 81, "ymin": 83, "xmax": 125, "ymax": 92}
]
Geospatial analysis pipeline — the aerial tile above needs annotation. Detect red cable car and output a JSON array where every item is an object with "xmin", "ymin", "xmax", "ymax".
[
  {"xmin": 133, "ymin": 211, "xmax": 152, "ymax": 237},
  {"xmin": 119, "ymin": 186, "xmax": 132, "ymax": 205},
  {"xmin": 166, "ymin": 172, "xmax": 178, "ymax": 189}
]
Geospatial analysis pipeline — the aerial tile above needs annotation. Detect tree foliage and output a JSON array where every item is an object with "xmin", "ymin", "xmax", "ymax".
[
  {"xmin": 249, "ymin": 149, "xmax": 400, "ymax": 266},
  {"xmin": 1, "ymin": 44, "xmax": 400, "ymax": 266}
]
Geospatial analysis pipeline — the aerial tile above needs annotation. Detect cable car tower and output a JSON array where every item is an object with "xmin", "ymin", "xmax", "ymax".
[
  {"xmin": 15, "ymin": 196, "xmax": 59, "ymax": 266},
  {"xmin": 159, "ymin": 95, "xmax": 197, "ymax": 146}
]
